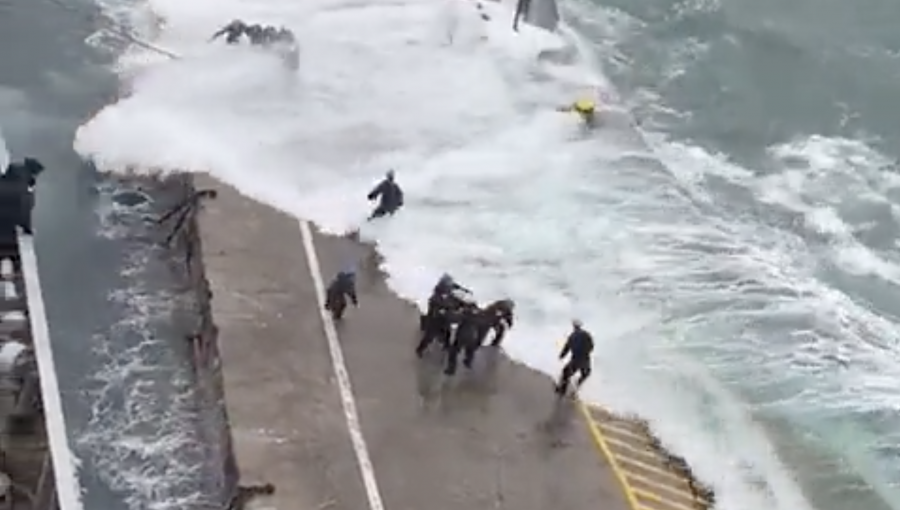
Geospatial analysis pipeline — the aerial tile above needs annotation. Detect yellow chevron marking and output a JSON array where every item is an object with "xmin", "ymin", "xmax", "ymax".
[{"xmin": 579, "ymin": 403, "xmax": 713, "ymax": 510}]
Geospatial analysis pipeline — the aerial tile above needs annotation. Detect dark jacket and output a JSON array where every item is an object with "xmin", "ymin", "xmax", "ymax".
[
  {"xmin": 0, "ymin": 158, "xmax": 42, "ymax": 240},
  {"xmin": 454, "ymin": 306, "xmax": 483, "ymax": 346},
  {"xmin": 483, "ymin": 300, "xmax": 514, "ymax": 329},
  {"xmin": 3, "ymin": 158, "xmax": 44, "ymax": 188},
  {"xmin": 560, "ymin": 328, "xmax": 594, "ymax": 362},
  {"xmin": 367, "ymin": 178, "xmax": 403, "ymax": 211},
  {"xmin": 326, "ymin": 272, "xmax": 358, "ymax": 308},
  {"xmin": 433, "ymin": 279, "xmax": 470, "ymax": 296},
  {"xmin": 212, "ymin": 21, "xmax": 248, "ymax": 44}
]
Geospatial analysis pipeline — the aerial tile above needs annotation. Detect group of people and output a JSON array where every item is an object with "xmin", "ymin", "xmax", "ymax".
[
  {"xmin": 211, "ymin": 20, "xmax": 299, "ymax": 69},
  {"xmin": 323, "ymin": 170, "xmax": 594, "ymax": 396},
  {"xmin": 211, "ymin": 20, "xmax": 296, "ymax": 47},
  {"xmin": 415, "ymin": 275, "xmax": 514, "ymax": 376},
  {"xmin": 212, "ymin": 20, "xmax": 600, "ymax": 128}
]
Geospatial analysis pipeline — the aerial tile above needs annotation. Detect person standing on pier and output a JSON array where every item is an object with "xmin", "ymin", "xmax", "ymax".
[
  {"xmin": 555, "ymin": 319, "xmax": 594, "ymax": 396},
  {"xmin": 416, "ymin": 283, "xmax": 456, "ymax": 356},
  {"xmin": 0, "ymin": 157, "xmax": 44, "ymax": 237},
  {"xmin": 443, "ymin": 293, "xmax": 483, "ymax": 376}
]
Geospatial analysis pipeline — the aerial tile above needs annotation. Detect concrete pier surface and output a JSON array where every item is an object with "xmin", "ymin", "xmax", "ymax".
[{"xmin": 194, "ymin": 174, "xmax": 711, "ymax": 510}]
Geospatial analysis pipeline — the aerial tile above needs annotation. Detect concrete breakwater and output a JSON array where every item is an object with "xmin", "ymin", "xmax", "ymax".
[
  {"xmin": 127, "ymin": 171, "xmax": 715, "ymax": 510},
  {"xmin": 154, "ymin": 174, "xmax": 240, "ymax": 508},
  {"xmin": 92, "ymin": 173, "xmax": 240, "ymax": 509}
]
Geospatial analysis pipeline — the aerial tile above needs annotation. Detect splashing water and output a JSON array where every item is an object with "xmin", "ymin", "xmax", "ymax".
[{"xmin": 71, "ymin": 0, "xmax": 900, "ymax": 508}]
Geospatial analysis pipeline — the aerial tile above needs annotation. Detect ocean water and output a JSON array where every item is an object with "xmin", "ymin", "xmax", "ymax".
[
  {"xmin": 72, "ymin": 0, "xmax": 900, "ymax": 509},
  {"xmin": 2, "ymin": 0, "xmax": 224, "ymax": 507}
]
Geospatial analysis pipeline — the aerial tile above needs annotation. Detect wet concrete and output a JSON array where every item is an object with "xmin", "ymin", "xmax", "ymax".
[{"xmin": 196, "ymin": 174, "xmax": 630, "ymax": 510}]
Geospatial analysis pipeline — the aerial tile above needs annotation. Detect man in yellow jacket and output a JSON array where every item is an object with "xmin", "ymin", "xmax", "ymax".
[{"xmin": 558, "ymin": 99, "xmax": 599, "ymax": 128}]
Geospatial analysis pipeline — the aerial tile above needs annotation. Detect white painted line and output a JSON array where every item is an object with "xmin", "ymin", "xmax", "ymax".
[
  {"xmin": 298, "ymin": 220, "xmax": 386, "ymax": 510},
  {"xmin": 18, "ymin": 231, "xmax": 85, "ymax": 510},
  {"xmin": 4, "ymin": 280, "xmax": 16, "ymax": 300},
  {"xmin": 1, "ymin": 258, "xmax": 12, "ymax": 279}
]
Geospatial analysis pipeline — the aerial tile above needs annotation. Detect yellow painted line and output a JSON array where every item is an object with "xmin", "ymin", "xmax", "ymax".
[
  {"xmin": 603, "ymin": 434, "xmax": 671, "ymax": 460},
  {"xmin": 633, "ymin": 488, "xmax": 698, "ymax": 510},
  {"xmin": 598, "ymin": 421, "xmax": 657, "ymax": 444},
  {"xmin": 616, "ymin": 455, "xmax": 692, "ymax": 485},
  {"xmin": 627, "ymin": 472, "xmax": 700, "ymax": 502},
  {"xmin": 578, "ymin": 402, "xmax": 712, "ymax": 510},
  {"xmin": 578, "ymin": 401, "xmax": 643, "ymax": 510}
]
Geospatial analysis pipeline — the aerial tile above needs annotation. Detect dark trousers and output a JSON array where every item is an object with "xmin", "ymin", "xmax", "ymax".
[
  {"xmin": 444, "ymin": 332, "xmax": 479, "ymax": 376},
  {"xmin": 415, "ymin": 319, "xmax": 451, "ymax": 357},
  {"xmin": 369, "ymin": 202, "xmax": 397, "ymax": 220},
  {"xmin": 479, "ymin": 323, "xmax": 507, "ymax": 347},
  {"xmin": 325, "ymin": 288, "xmax": 347, "ymax": 320},
  {"xmin": 555, "ymin": 357, "xmax": 591, "ymax": 394}
]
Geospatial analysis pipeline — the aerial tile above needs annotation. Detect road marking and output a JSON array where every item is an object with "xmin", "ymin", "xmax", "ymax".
[
  {"xmin": 605, "ymin": 434, "xmax": 671, "ymax": 460},
  {"xmin": 600, "ymin": 421, "xmax": 656, "ymax": 444},
  {"xmin": 633, "ymin": 488, "xmax": 698, "ymax": 510},
  {"xmin": 578, "ymin": 401, "xmax": 643, "ymax": 510},
  {"xmin": 18, "ymin": 232, "xmax": 85, "ymax": 510},
  {"xmin": 298, "ymin": 220, "xmax": 386, "ymax": 510},
  {"xmin": 617, "ymin": 455, "xmax": 692, "ymax": 485},
  {"xmin": 628, "ymin": 474, "xmax": 700, "ymax": 505},
  {"xmin": 578, "ymin": 401, "xmax": 711, "ymax": 510}
]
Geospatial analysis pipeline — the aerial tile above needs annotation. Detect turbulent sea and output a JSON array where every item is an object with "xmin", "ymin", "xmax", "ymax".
[{"xmin": 40, "ymin": 0, "xmax": 900, "ymax": 508}]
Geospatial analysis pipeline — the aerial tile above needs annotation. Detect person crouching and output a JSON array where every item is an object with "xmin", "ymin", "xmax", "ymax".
[
  {"xmin": 479, "ymin": 298, "xmax": 514, "ymax": 347},
  {"xmin": 325, "ymin": 268, "xmax": 358, "ymax": 321}
]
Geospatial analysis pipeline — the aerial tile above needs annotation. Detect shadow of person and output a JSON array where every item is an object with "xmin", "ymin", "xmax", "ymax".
[
  {"xmin": 433, "ymin": 346, "xmax": 504, "ymax": 416},
  {"xmin": 536, "ymin": 394, "xmax": 579, "ymax": 450},
  {"xmin": 468, "ymin": 346, "xmax": 501, "ymax": 393},
  {"xmin": 414, "ymin": 345, "xmax": 447, "ymax": 411}
]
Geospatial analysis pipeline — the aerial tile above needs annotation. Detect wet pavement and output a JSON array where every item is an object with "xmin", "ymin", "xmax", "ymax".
[{"xmin": 195, "ymin": 174, "xmax": 632, "ymax": 510}]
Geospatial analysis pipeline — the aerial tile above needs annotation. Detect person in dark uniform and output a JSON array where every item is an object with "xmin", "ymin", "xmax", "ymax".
[
  {"xmin": 555, "ymin": 319, "xmax": 594, "ymax": 395},
  {"xmin": 210, "ymin": 20, "xmax": 250, "ymax": 44},
  {"xmin": 3, "ymin": 157, "xmax": 44, "ymax": 189},
  {"xmin": 324, "ymin": 268, "xmax": 358, "ymax": 321},
  {"xmin": 0, "ymin": 181, "xmax": 30, "ymax": 247},
  {"xmin": 416, "ymin": 286, "xmax": 456, "ymax": 356},
  {"xmin": 433, "ymin": 273, "xmax": 470, "ymax": 296},
  {"xmin": 443, "ymin": 293, "xmax": 482, "ymax": 375},
  {"xmin": 259, "ymin": 26, "xmax": 279, "ymax": 46},
  {"xmin": 479, "ymin": 298, "xmax": 514, "ymax": 347},
  {"xmin": 367, "ymin": 170, "xmax": 403, "ymax": 220},
  {"xmin": 0, "ymin": 157, "xmax": 44, "ymax": 237}
]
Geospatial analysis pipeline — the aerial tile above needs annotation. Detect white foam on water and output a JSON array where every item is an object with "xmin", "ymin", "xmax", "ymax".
[
  {"xmin": 73, "ymin": 0, "xmax": 822, "ymax": 508},
  {"xmin": 761, "ymin": 136, "xmax": 900, "ymax": 282},
  {"xmin": 570, "ymin": 0, "xmax": 900, "ymax": 499},
  {"xmin": 77, "ymin": 181, "xmax": 212, "ymax": 510}
]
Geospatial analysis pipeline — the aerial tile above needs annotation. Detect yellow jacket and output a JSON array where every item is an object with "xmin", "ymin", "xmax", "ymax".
[{"xmin": 558, "ymin": 99, "xmax": 597, "ymax": 115}]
